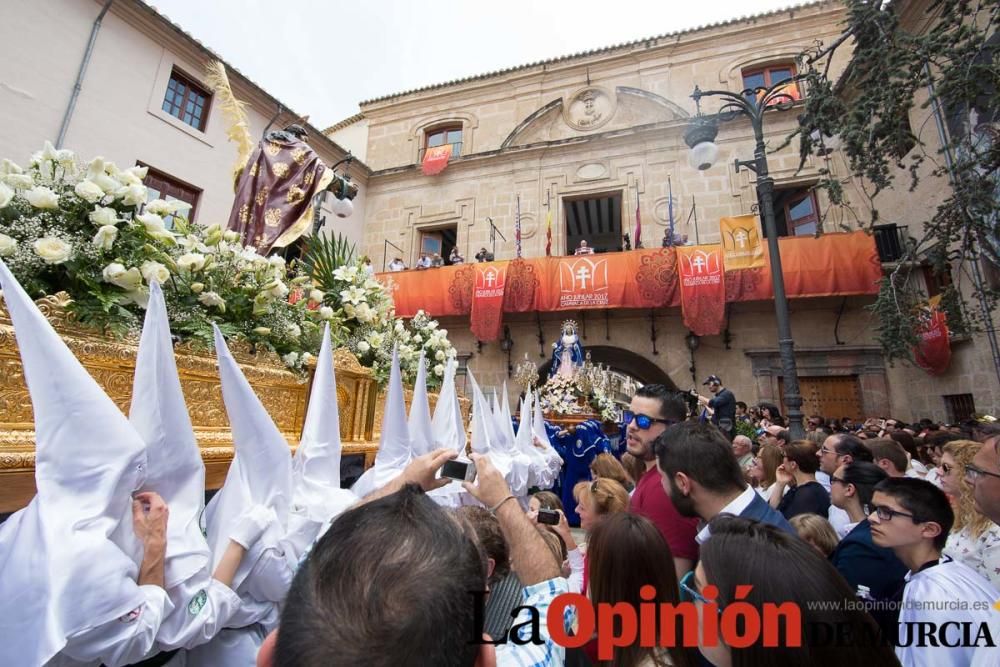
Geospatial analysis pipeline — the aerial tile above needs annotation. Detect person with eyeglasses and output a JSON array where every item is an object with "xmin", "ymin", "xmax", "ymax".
[
  {"xmin": 868, "ymin": 477, "xmax": 1000, "ymax": 667},
  {"xmin": 828, "ymin": 462, "xmax": 908, "ymax": 642},
  {"xmin": 817, "ymin": 433, "xmax": 873, "ymax": 538},
  {"xmin": 624, "ymin": 385, "xmax": 699, "ymax": 581},
  {"xmin": 938, "ymin": 441, "xmax": 1000, "ymax": 590},
  {"xmin": 968, "ymin": 434, "xmax": 1000, "ymax": 528}
]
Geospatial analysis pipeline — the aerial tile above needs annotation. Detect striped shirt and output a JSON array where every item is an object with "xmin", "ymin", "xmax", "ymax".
[{"xmin": 497, "ymin": 578, "xmax": 574, "ymax": 667}]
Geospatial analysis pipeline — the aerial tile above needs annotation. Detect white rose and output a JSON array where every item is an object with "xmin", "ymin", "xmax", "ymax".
[
  {"xmin": 0, "ymin": 182, "xmax": 13, "ymax": 208},
  {"xmin": 343, "ymin": 303, "xmax": 356, "ymax": 318},
  {"xmin": 117, "ymin": 183, "xmax": 148, "ymax": 205},
  {"xmin": 268, "ymin": 255, "xmax": 286, "ymax": 270},
  {"xmin": 0, "ymin": 233, "xmax": 17, "ymax": 257},
  {"xmin": 435, "ymin": 350, "xmax": 446, "ymax": 362},
  {"xmin": 198, "ymin": 291, "xmax": 226, "ymax": 312},
  {"xmin": 89, "ymin": 206, "xmax": 120, "ymax": 227},
  {"xmin": 309, "ymin": 289, "xmax": 324, "ymax": 303},
  {"xmin": 138, "ymin": 212, "xmax": 167, "ymax": 233},
  {"xmin": 140, "ymin": 260, "xmax": 170, "ymax": 284},
  {"xmin": 355, "ymin": 303, "xmax": 374, "ymax": 322},
  {"xmin": 282, "ymin": 352, "xmax": 299, "ymax": 367},
  {"xmin": 285, "ymin": 323, "xmax": 301, "ymax": 339},
  {"xmin": 102, "ymin": 263, "xmax": 143, "ymax": 290},
  {"xmin": 264, "ymin": 280, "xmax": 289, "ymax": 299},
  {"xmin": 319, "ymin": 306, "xmax": 334, "ymax": 320},
  {"xmin": 74, "ymin": 180, "xmax": 105, "ymax": 204},
  {"xmin": 33, "ymin": 237, "xmax": 72, "ymax": 264},
  {"xmin": 6, "ymin": 174, "xmax": 33, "ymax": 190},
  {"xmin": 177, "ymin": 252, "xmax": 206, "ymax": 272},
  {"xmin": 145, "ymin": 199, "xmax": 172, "ymax": 216},
  {"xmin": 357, "ymin": 341, "xmax": 371, "ymax": 353},
  {"xmin": 434, "ymin": 364, "xmax": 445, "ymax": 377},
  {"xmin": 92, "ymin": 225, "xmax": 118, "ymax": 250},
  {"xmin": 93, "ymin": 172, "xmax": 121, "ymax": 194},
  {"xmin": 301, "ymin": 352, "xmax": 315, "ymax": 365},
  {"xmin": 25, "ymin": 186, "xmax": 59, "ymax": 209}
]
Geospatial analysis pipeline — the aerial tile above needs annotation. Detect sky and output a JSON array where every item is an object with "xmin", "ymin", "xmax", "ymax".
[{"xmin": 149, "ymin": 0, "xmax": 802, "ymax": 129}]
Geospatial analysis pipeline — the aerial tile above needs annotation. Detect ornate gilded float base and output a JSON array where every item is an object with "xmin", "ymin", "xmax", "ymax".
[{"xmin": 0, "ymin": 294, "xmax": 384, "ymax": 512}]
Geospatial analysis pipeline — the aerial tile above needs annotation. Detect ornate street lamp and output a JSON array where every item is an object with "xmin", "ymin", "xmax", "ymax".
[
  {"xmin": 312, "ymin": 153, "xmax": 358, "ymax": 234},
  {"xmin": 683, "ymin": 80, "xmax": 805, "ymax": 439}
]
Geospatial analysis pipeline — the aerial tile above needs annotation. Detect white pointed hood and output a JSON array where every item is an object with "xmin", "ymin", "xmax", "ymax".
[
  {"xmin": 0, "ymin": 260, "xmax": 147, "ymax": 666},
  {"xmin": 408, "ymin": 354, "xmax": 434, "ymax": 457},
  {"xmin": 515, "ymin": 390, "xmax": 548, "ymax": 488},
  {"xmin": 203, "ymin": 325, "xmax": 292, "ymax": 591},
  {"xmin": 130, "ymin": 281, "xmax": 209, "ymax": 590},
  {"xmin": 285, "ymin": 323, "xmax": 357, "ymax": 557},
  {"xmin": 467, "ymin": 370, "xmax": 492, "ymax": 455},
  {"xmin": 495, "ymin": 386, "xmax": 530, "ymax": 496},
  {"xmin": 350, "ymin": 345, "xmax": 410, "ymax": 497},
  {"xmin": 431, "ymin": 358, "xmax": 465, "ymax": 454},
  {"xmin": 534, "ymin": 389, "xmax": 563, "ymax": 480}
]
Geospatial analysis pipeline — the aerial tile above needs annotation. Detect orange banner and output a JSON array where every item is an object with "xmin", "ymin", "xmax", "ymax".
[
  {"xmin": 720, "ymin": 214, "xmax": 765, "ymax": 270},
  {"xmin": 381, "ymin": 231, "xmax": 882, "ymax": 327},
  {"xmin": 421, "ymin": 144, "xmax": 453, "ymax": 176},
  {"xmin": 470, "ymin": 263, "xmax": 507, "ymax": 341},
  {"xmin": 676, "ymin": 245, "xmax": 727, "ymax": 336}
]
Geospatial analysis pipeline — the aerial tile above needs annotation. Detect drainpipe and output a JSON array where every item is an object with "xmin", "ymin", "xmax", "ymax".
[
  {"xmin": 924, "ymin": 63, "xmax": 1000, "ymax": 388},
  {"xmin": 56, "ymin": 0, "xmax": 114, "ymax": 148}
]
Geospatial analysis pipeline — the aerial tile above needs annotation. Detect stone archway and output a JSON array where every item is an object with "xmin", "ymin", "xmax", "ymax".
[{"xmin": 537, "ymin": 345, "xmax": 676, "ymax": 389}]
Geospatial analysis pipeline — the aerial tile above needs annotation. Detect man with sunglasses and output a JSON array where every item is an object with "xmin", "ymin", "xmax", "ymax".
[
  {"xmin": 868, "ymin": 478, "xmax": 1000, "ymax": 667},
  {"xmin": 624, "ymin": 385, "xmax": 699, "ymax": 580}
]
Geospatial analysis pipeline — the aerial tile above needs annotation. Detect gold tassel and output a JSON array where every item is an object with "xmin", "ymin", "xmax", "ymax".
[{"xmin": 204, "ymin": 61, "xmax": 255, "ymax": 189}]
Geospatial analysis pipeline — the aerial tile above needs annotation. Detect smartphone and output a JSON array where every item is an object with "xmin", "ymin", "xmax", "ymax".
[
  {"xmin": 537, "ymin": 509, "xmax": 560, "ymax": 525},
  {"xmin": 441, "ymin": 459, "xmax": 476, "ymax": 483}
]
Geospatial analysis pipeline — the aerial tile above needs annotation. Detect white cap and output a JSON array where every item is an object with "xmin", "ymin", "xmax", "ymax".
[{"xmin": 0, "ymin": 259, "xmax": 147, "ymax": 665}]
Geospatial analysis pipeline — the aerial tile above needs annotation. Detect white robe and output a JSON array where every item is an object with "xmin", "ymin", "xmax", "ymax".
[{"xmin": 896, "ymin": 557, "xmax": 1000, "ymax": 667}]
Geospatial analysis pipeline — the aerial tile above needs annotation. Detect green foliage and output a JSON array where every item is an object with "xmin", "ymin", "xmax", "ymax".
[
  {"xmin": 299, "ymin": 232, "xmax": 356, "ymax": 291},
  {"xmin": 796, "ymin": 0, "xmax": 1000, "ymax": 363},
  {"xmin": 734, "ymin": 419, "xmax": 758, "ymax": 441}
]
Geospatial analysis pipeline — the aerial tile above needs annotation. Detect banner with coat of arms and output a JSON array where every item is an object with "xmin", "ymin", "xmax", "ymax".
[
  {"xmin": 676, "ymin": 245, "xmax": 727, "ymax": 336},
  {"xmin": 470, "ymin": 262, "xmax": 507, "ymax": 341},
  {"xmin": 719, "ymin": 214, "xmax": 765, "ymax": 270}
]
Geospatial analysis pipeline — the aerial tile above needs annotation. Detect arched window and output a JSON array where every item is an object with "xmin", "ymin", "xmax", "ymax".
[{"xmin": 741, "ymin": 63, "xmax": 800, "ymax": 102}]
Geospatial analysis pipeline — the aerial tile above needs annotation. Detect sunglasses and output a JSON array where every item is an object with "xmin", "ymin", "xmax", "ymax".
[
  {"xmin": 623, "ymin": 410, "xmax": 676, "ymax": 430},
  {"xmin": 871, "ymin": 505, "xmax": 920, "ymax": 522}
]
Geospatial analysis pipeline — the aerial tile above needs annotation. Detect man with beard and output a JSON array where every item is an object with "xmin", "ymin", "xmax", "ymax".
[
  {"xmin": 655, "ymin": 421, "xmax": 794, "ymax": 544},
  {"xmin": 625, "ymin": 385, "xmax": 699, "ymax": 579}
]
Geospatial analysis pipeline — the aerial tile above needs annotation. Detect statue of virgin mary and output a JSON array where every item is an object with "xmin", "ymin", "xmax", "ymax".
[{"xmin": 549, "ymin": 320, "xmax": 585, "ymax": 378}]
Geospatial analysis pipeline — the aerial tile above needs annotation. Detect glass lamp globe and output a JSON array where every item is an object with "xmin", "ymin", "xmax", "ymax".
[
  {"xmin": 689, "ymin": 141, "xmax": 719, "ymax": 171},
  {"xmin": 332, "ymin": 197, "xmax": 353, "ymax": 219}
]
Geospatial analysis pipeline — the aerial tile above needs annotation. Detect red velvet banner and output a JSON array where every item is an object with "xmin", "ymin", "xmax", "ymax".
[
  {"xmin": 381, "ymin": 232, "xmax": 882, "ymax": 330},
  {"xmin": 470, "ymin": 262, "xmax": 507, "ymax": 341},
  {"xmin": 676, "ymin": 245, "xmax": 727, "ymax": 336},
  {"xmin": 915, "ymin": 301, "xmax": 951, "ymax": 376}
]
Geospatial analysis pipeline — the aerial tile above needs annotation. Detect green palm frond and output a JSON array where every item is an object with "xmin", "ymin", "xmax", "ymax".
[{"xmin": 299, "ymin": 233, "xmax": 356, "ymax": 290}]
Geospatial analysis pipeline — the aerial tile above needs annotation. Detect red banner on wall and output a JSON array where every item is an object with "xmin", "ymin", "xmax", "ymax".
[
  {"xmin": 915, "ymin": 299, "xmax": 951, "ymax": 376},
  {"xmin": 676, "ymin": 245, "xmax": 727, "ymax": 336},
  {"xmin": 421, "ymin": 144, "xmax": 453, "ymax": 176},
  {"xmin": 470, "ymin": 263, "xmax": 507, "ymax": 341}
]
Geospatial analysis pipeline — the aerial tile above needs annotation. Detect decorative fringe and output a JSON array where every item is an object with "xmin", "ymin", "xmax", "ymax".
[{"xmin": 204, "ymin": 61, "xmax": 255, "ymax": 188}]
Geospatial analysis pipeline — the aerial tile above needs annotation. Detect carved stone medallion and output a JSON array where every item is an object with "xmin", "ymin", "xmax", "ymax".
[{"xmin": 563, "ymin": 86, "xmax": 616, "ymax": 132}]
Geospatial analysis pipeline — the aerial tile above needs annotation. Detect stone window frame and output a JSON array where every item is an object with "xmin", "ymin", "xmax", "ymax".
[
  {"xmin": 719, "ymin": 49, "xmax": 808, "ymax": 96},
  {"xmin": 410, "ymin": 112, "xmax": 479, "ymax": 165}
]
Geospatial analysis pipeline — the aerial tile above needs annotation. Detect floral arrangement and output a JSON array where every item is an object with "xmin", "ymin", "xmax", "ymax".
[
  {"xmin": 0, "ymin": 142, "xmax": 455, "ymax": 383},
  {"xmin": 537, "ymin": 373, "xmax": 618, "ymax": 422}
]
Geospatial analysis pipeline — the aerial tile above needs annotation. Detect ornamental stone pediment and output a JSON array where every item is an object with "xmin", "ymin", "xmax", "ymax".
[{"xmin": 501, "ymin": 86, "xmax": 690, "ymax": 149}]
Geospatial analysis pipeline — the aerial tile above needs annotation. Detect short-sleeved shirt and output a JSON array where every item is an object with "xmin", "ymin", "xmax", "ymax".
[
  {"xmin": 629, "ymin": 466, "xmax": 699, "ymax": 561},
  {"xmin": 776, "ymin": 480, "xmax": 830, "ymax": 520}
]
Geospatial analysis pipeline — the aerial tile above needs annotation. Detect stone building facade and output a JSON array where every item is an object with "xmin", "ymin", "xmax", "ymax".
[
  {"xmin": 0, "ymin": 0, "xmax": 368, "ymax": 250},
  {"xmin": 340, "ymin": 0, "xmax": 999, "ymax": 422}
]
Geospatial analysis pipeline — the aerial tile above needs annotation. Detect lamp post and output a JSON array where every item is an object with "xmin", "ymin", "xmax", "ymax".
[
  {"xmin": 683, "ymin": 80, "xmax": 805, "ymax": 439},
  {"xmin": 312, "ymin": 153, "xmax": 357, "ymax": 234}
]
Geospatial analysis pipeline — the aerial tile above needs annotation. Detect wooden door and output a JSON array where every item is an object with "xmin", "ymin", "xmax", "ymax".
[{"xmin": 778, "ymin": 375, "xmax": 863, "ymax": 421}]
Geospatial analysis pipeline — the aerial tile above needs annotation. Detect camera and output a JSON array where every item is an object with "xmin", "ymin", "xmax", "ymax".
[
  {"xmin": 440, "ymin": 459, "xmax": 477, "ymax": 483},
  {"xmin": 536, "ymin": 509, "xmax": 560, "ymax": 525}
]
